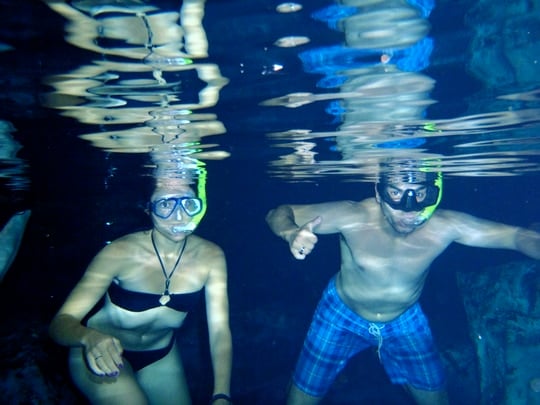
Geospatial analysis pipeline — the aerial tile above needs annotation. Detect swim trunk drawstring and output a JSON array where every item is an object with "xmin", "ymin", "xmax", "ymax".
[{"xmin": 368, "ymin": 323, "xmax": 385, "ymax": 360}]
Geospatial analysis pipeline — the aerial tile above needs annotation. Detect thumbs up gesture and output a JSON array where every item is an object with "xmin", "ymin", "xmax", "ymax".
[{"xmin": 289, "ymin": 216, "xmax": 322, "ymax": 260}]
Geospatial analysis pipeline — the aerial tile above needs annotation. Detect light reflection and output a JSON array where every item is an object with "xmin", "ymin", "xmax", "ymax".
[
  {"xmin": 0, "ymin": 120, "xmax": 29, "ymax": 191},
  {"xmin": 274, "ymin": 36, "xmax": 311, "ymax": 48},
  {"xmin": 265, "ymin": 0, "xmax": 438, "ymax": 180},
  {"xmin": 0, "ymin": 120, "xmax": 31, "ymax": 282},
  {"xmin": 276, "ymin": 3, "xmax": 303, "ymax": 13},
  {"xmin": 498, "ymin": 89, "xmax": 540, "ymax": 102},
  {"xmin": 42, "ymin": 0, "xmax": 229, "ymax": 158},
  {"xmin": 264, "ymin": 0, "xmax": 540, "ymax": 180}
]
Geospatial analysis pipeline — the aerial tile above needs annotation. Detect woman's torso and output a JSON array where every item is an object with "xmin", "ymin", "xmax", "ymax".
[{"xmin": 86, "ymin": 231, "xmax": 211, "ymax": 350}]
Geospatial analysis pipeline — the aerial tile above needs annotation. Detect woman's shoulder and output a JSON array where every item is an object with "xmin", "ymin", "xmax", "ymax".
[
  {"xmin": 189, "ymin": 234, "xmax": 225, "ymax": 259},
  {"xmin": 190, "ymin": 234, "xmax": 222, "ymax": 249},
  {"xmin": 97, "ymin": 230, "xmax": 151, "ymax": 256},
  {"xmin": 113, "ymin": 229, "xmax": 150, "ymax": 243}
]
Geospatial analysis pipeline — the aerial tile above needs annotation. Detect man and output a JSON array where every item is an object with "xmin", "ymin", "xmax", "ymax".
[{"xmin": 266, "ymin": 170, "xmax": 539, "ymax": 405}]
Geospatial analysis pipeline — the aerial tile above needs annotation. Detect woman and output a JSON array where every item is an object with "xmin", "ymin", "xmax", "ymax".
[{"xmin": 49, "ymin": 179, "xmax": 232, "ymax": 404}]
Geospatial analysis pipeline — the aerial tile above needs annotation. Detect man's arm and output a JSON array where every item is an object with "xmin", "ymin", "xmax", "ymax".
[
  {"xmin": 515, "ymin": 228, "xmax": 540, "ymax": 260},
  {"xmin": 446, "ymin": 210, "xmax": 540, "ymax": 260},
  {"xmin": 265, "ymin": 204, "xmax": 321, "ymax": 260},
  {"xmin": 266, "ymin": 201, "xmax": 354, "ymax": 260}
]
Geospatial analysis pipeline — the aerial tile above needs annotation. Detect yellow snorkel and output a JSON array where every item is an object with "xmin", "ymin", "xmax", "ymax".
[
  {"xmin": 417, "ymin": 171, "xmax": 443, "ymax": 222},
  {"xmin": 191, "ymin": 163, "xmax": 207, "ymax": 228}
]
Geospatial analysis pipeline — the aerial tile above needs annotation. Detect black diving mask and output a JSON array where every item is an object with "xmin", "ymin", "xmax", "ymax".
[{"xmin": 377, "ymin": 182, "xmax": 440, "ymax": 212}]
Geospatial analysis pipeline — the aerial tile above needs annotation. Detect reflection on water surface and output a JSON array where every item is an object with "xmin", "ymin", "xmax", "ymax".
[{"xmin": 26, "ymin": 0, "xmax": 540, "ymax": 183}]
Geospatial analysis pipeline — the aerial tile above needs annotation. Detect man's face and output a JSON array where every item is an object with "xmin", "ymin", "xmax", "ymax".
[{"xmin": 376, "ymin": 181, "xmax": 433, "ymax": 234}]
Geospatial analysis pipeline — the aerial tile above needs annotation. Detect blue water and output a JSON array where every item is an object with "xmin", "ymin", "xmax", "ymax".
[{"xmin": 0, "ymin": 0, "xmax": 539, "ymax": 403}]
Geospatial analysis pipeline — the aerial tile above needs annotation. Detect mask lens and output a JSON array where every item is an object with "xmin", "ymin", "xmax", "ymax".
[
  {"xmin": 152, "ymin": 198, "xmax": 178, "ymax": 218},
  {"xmin": 180, "ymin": 198, "xmax": 202, "ymax": 216}
]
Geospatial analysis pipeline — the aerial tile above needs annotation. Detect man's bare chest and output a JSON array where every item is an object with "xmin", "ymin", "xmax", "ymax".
[{"xmin": 340, "ymin": 228, "xmax": 443, "ymax": 271}]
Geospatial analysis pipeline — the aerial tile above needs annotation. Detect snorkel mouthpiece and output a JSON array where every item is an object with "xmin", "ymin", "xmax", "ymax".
[
  {"xmin": 411, "ymin": 216, "xmax": 427, "ymax": 226},
  {"xmin": 172, "ymin": 224, "xmax": 196, "ymax": 234}
]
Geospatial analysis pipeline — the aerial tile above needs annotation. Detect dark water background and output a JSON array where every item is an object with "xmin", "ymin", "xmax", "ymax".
[{"xmin": 0, "ymin": 0, "xmax": 539, "ymax": 403}]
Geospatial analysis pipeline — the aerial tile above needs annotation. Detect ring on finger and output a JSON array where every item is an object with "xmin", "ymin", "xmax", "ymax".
[
  {"xmin": 95, "ymin": 355, "xmax": 103, "ymax": 360},
  {"xmin": 299, "ymin": 247, "xmax": 305, "ymax": 255}
]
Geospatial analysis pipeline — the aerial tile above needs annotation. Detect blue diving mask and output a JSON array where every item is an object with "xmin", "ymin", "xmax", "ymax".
[{"xmin": 151, "ymin": 197, "xmax": 203, "ymax": 219}]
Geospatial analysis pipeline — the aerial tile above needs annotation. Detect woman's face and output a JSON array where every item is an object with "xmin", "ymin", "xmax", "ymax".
[{"xmin": 150, "ymin": 185, "xmax": 202, "ymax": 239}]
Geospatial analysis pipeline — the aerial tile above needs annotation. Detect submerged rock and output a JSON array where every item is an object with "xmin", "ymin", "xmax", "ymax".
[
  {"xmin": 465, "ymin": 0, "xmax": 540, "ymax": 88},
  {"xmin": 457, "ymin": 260, "xmax": 540, "ymax": 404},
  {"xmin": 0, "ymin": 319, "xmax": 81, "ymax": 404}
]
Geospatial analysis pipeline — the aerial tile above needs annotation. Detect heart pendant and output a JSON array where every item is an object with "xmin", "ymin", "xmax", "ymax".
[{"xmin": 159, "ymin": 294, "xmax": 171, "ymax": 305}]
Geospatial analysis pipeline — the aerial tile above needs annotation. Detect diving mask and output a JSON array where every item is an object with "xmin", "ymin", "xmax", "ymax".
[
  {"xmin": 377, "ymin": 182, "xmax": 440, "ymax": 212},
  {"xmin": 151, "ymin": 196, "xmax": 203, "ymax": 219},
  {"xmin": 377, "ymin": 171, "xmax": 443, "ymax": 222}
]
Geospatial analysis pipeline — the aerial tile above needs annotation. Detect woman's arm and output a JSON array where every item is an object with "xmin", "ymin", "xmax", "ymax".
[
  {"xmin": 49, "ymin": 244, "xmax": 124, "ymax": 376},
  {"xmin": 204, "ymin": 246, "xmax": 232, "ymax": 402}
]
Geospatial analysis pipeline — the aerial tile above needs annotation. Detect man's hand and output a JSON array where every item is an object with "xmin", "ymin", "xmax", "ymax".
[
  {"xmin": 289, "ymin": 216, "xmax": 322, "ymax": 260},
  {"xmin": 515, "ymin": 226, "xmax": 540, "ymax": 260}
]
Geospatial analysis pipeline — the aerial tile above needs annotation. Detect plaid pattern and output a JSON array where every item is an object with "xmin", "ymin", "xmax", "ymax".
[{"xmin": 292, "ymin": 277, "xmax": 446, "ymax": 397}]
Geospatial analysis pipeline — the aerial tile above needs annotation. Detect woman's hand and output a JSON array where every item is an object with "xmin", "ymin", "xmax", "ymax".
[{"xmin": 82, "ymin": 329, "xmax": 124, "ymax": 376}]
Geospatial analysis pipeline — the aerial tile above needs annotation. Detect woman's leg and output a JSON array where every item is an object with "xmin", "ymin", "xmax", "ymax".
[
  {"xmin": 69, "ymin": 347, "xmax": 148, "ymax": 405},
  {"xmin": 136, "ymin": 343, "xmax": 191, "ymax": 405}
]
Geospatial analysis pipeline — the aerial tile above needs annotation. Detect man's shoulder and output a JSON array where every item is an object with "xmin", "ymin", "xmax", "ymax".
[
  {"xmin": 317, "ymin": 198, "xmax": 371, "ymax": 214},
  {"xmin": 350, "ymin": 197, "xmax": 379, "ymax": 212},
  {"xmin": 432, "ymin": 208, "xmax": 473, "ymax": 223},
  {"xmin": 321, "ymin": 198, "xmax": 377, "ymax": 226},
  {"xmin": 333, "ymin": 197, "xmax": 377, "ymax": 208},
  {"xmin": 425, "ymin": 209, "xmax": 481, "ymax": 237}
]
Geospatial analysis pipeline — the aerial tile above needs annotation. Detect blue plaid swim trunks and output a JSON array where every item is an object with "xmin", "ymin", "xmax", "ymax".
[{"xmin": 292, "ymin": 276, "xmax": 446, "ymax": 397}]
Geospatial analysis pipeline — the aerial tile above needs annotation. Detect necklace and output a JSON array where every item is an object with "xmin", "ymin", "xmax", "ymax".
[{"xmin": 151, "ymin": 231, "xmax": 188, "ymax": 306}]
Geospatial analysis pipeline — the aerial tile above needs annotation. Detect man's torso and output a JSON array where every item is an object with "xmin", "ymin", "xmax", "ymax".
[{"xmin": 334, "ymin": 200, "xmax": 455, "ymax": 322}]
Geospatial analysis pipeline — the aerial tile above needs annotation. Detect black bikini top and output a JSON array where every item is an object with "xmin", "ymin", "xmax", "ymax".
[{"xmin": 108, "ymin": 282, "xmax": 204, "ymax": 313}]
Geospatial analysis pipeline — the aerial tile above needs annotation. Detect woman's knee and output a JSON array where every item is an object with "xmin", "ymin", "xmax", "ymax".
[{"xmin": 68, "ymin": 349, "xmax": 147, "ymax": 404}]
